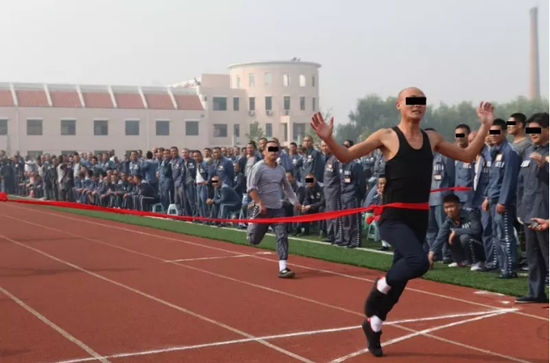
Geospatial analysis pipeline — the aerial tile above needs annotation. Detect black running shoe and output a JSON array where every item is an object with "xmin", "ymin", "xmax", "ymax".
[
  {"xmin": 362, "ymin": 319, "xmax": 383, "ymax": 357},
  {"xmin": 364, "ymin": 278, "xmax": 386, "ymax": 318},
  {"xmin": 278, "ymin": 268, "xmax": 295, "ymax": 279},
  {"xmin": 515, "ymin": 295, "xmax": 549, "ymax": 304}
]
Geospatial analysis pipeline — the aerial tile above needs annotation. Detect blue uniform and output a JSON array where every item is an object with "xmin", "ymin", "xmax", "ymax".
[
  {"xmin": 517, "ymin": 143, "xmax": 549, "ymax": 298},
  {"xmin": 454, "ymin": 158, "xmax": 475, "ymax": 207},
  {"xmin": 485, "ymin": 139, "xmax": 521, "ymax": 277},
  {"xmin": 472, "ymin": 146, "xmax": 495, "ymax": 268},
  {"xmin": 339, "ymin": 161, "xmax": 366, "ymax": 248},
  {"xmin": 426, "ymin": 152, "xmax": 455, "ymax": 260}
]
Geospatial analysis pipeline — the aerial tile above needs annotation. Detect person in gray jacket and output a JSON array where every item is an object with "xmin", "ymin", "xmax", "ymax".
[
  {"xmin": 515, "ymin": 113, "xmax": 549, "ymax": 303},
  {"xmin": 246, "ymin": 140, "xmax": 302, "ymax": 279}
]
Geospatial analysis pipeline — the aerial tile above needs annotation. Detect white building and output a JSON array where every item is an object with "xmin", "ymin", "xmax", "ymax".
[{"xmin": 0, "ymin": 59, "xmax": 321, "ymax": 157}]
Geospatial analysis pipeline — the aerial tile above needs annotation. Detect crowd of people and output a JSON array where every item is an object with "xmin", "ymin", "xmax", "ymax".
[{"xmin": 0, "ymin": 111, "xmax": 548, "ymax": 304}]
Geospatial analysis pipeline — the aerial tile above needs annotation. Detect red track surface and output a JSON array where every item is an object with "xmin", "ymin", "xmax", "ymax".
[{"xmin": 0, "ymin": 202, "xmax": 548, "ymax": 363}]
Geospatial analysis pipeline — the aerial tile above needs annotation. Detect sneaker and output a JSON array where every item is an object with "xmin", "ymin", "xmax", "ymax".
[
  {"xmin": 361, "ymin": 319, "xmax": 383, "ymax": 357},
  {"xmin": 470, "ymin": 262, "xmax": 485, "ymax": 271},
  {"xmin": 278, "ymin": 268, "xmax": 295, "ymax": 279},
  {"xmin": 515, "ymin": 295, "xmax": 549, "ymax": 304},
  {"xmin": 364, "ymin": 278, "xmax": 386, "ymax": 318}
]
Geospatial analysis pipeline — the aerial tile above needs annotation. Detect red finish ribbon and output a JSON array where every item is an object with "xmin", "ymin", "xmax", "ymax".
[{"xmin": 0, "ymin": 187, "xmax": 470, "ymax": 224}]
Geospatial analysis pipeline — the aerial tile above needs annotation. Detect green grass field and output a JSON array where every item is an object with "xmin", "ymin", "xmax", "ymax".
[{"xmin": 8, "ymin": 197, "xmax": 535, "ymax": 298}]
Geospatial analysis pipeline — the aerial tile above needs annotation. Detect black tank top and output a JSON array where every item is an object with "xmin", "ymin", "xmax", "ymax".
[{"xmin": 379, "ymin": 126, "xmax": 433, "ymax": 233}]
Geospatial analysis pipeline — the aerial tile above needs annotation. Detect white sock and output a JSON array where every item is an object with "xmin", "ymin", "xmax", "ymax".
[
  {"xmin": 376, "ymin": 277, "xmax": 391, "ymax": 294},
  {"xmin": 370, "ymin": 315, "xmax": 383, "ymax": 332},
  {"xmin": 279, "ymin": 260, "xmax": 287, "ymax": 271}
]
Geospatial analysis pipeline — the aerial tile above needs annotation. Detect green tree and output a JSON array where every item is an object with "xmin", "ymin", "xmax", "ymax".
[
  {"xmin": 335, "ymin": 95, "xmax": 549, "ymax": 142},
  {"xmin": 245, "ymin": 121, "xmax": 265, "ymax": 141}
]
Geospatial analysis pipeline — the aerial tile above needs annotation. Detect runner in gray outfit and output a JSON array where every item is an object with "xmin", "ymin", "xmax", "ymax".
[{"xmin": 246, "ymin": 140, "xmax": 303, "ymax": 278}]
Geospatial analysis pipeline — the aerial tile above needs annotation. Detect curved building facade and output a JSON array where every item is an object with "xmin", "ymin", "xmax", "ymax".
[{"xmin": 227, "ymin": 60, "xmax": 321, "ymax": 145}]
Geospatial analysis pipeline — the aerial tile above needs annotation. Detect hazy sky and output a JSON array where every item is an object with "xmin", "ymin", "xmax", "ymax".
[{"xmin": 1, "ymin": 0, "xmax": 548, "ymax": 125}]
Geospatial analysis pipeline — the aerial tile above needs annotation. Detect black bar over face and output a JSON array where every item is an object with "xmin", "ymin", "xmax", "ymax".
[
  {"xmin": 267, "ymin": 146, "xmax": 279, "ymax": 152},
  {"xmin": 405, "ymin": 97, "xmax": 427, "ymax": 105},
  {"xmin": 489, "ymin": 129, "xmax": 501, "ymax": 135},
  {"xmin": 455, "ymin": 133, "xmax": 465, "ymax": 138},
  {"xmin": 526, "ymin": 127, "xmax": 542, "ymax": 134},
  {"xmin": 506, "ymin": 121, "xmax": 516, "ymax": 126},
  {"xmin": 305, "ymin": 177, "xmax": 314, "ymax": 183}
]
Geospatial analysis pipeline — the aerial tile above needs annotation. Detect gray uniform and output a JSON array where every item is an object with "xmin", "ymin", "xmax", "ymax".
[
  {"xmin": 517, "ymin": 143, "xmax": 549, "ymax": 299},
  {"xmin": 246, "ymin": 161, "xmax": 298, "ymax": 262},
  {"xmin": 426, "ymin": 152, "xmax": 455, "ymax": 260},
  {"xmin": 323, "ymin": 155, "xmax": 342, "ymax": 243}
]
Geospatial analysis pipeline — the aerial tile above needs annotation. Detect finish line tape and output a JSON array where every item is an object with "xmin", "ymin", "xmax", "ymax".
[{"xmin": 0, "ymin": 187, "xmax": 469, "ymax": 225}]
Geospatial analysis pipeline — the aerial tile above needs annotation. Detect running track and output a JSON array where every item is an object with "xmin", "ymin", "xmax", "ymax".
[{"xmin": 0, "ymin": 202, "xmax": 548, "ymax": 363}]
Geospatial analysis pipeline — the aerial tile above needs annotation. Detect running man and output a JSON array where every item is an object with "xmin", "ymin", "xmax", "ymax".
[
  {"xmin": 310, "ymin": 87, "xmax": 494, "ymax": 357},
  {"xmin": 246, "ymin": 139, "xmax": 302, "ymax": 278}
]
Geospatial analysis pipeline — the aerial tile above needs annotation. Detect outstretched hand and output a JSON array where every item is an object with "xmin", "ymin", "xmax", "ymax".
[
  {"xmin": 310, "ymin": 112, "xmax": 334, "ymax": 142},
  {"xmin": 477, "ymin": 102, "xmax": 495, "ymax": 126}
]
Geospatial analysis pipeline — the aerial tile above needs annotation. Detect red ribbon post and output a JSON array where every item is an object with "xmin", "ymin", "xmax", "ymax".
[{"xmin": 0, "ymin": 187, "xmax": 470, "ymax": 224}]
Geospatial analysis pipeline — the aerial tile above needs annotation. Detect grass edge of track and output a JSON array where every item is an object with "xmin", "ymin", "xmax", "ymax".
[{"xmin": 7, "ymin": 198, "xmax": 531, "ymax": 297}]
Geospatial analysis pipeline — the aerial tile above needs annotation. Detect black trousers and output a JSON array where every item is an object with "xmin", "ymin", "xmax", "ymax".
[
  {"xmin": 525, "ymin": 228, "xmax": 549, "ymax": 300},
  {"xmin": 377, "ymin": 219, "xmax": 430, "ymax": 321}
]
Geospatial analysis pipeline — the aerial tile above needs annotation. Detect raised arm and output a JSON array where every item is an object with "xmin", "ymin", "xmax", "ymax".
[
  {"xmin": 310, "ymin": 112, "xmax": 384, "ymax": 163},
  {"xmin": 429, "ymin": 102, "xmax": 494, "ymax": 163}
]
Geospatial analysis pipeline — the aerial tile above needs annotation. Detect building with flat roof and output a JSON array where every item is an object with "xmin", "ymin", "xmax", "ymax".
[{"xmin": 0, "ymin": 59, "xmax": 321, "ymax": 157}]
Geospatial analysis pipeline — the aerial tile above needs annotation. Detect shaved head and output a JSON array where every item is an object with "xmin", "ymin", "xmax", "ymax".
[
  {"xmin": 398, "ymin": 87, "xmax": 425, "ymax": 101},
  {"xmin": 396, "ymin": 87, "xmax": 427, "ymax": 123}
]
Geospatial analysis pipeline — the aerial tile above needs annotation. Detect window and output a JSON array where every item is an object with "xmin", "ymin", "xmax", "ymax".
[
  {"xmin": 293, "ymin": 123, "xmax": 306, "ymax": 142},
  {"xmin": 186, "ymin": 121, "xmax": 199, "ymax": 136},
  {"xmin": 213, "ymin": 97, "xmax": 227, "ymax": 111},
  {"xmin": 300, "ymin": 97, "xmax": 305, "ymax": 111},
  {"xmin": 156, "ymin": 120, "xmax": 170, "ymax": 136},
  {"xmin": 249, "ymin": 97, "xmax": 255, "ymax": 111},
  {"xmin": 60, "ymin": 119, "xmax": 76, "ymax": 135},
  {"xmin": 264, "ymin": 72, "xmax": 272, "ymax": 86},
  {"xmin": 284, "ymin": 96, "xmax": 290, "ymax": 110},
  {"xmin": 213, "ymin": 124, "xmax": 228, "ymax": 138},
  {"xmin": 249, "ymin": 73, "xmax": 255, "ymax": 87},
  {"xmin": 233, "ymin": 97, "xmax": 240, "ymax": 111},
  {"xmin": 283, "ymin": 74, "xmax": 291, "ymax": 86},
  {"xmin": 0, "ymin": 119, "xmax": 7, "ymax": 135},
  {"xmin": 312, "ymin": 97, "xmax": 317, "ymax": 111},
  {"xmin": 94, "ymin": 120, "xmax": 108, "ymax": 136},
  {"xmin": 234, "ymin": 124, "xmax": 240, "ymax": 138},
  {"xmin": 299, "ymin": 75, "xmax": 306, "ymax": 87},
  {"xmin": 282, "ymin": 124, "xmax": 288, "ymax": 142},
  {"xmin": 27, "ymin": 150, "xmax": 42, "ymax": 159},
  {"xmin": 312, "ymin": 75, "xmax": 316, "ymax": 87},
  {"xmin": 27, "ymin": 119, "xmax": 43, "ymax": 136},
  {"xmin": 266, "ymin": 123, "xmax": 272, "ymax": 138},
  {"xmin": 236, "ymin": 75, "xmax": 241, "ymax": 88},
  {"xmin": 125, "ymin": 120, "xmax": 139, "ymax": 136},
  {"xmin": 265, "ymin": 96, "xmax": 272, "ymax": 111}
]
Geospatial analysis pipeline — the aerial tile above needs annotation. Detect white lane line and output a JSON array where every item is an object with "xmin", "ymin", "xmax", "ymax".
[
  {"xmin": 0, "ymin": 286, "xmax": 110, "ymax": 363},
  {"xmin": 0, "ymin": 233, "xmax": 314, "ymax": 363},
  {"xmin": 164, "ymin": 255, "xmax": 250, "ymax": 262},
  {"xmin": 8, "ymin": 204, "xmax": 545, "ymax": 322},
  {"xmin": 46, "ymin": 309, "xmax": 517, "ymax": 363},
  {"xmin": 330, "ymin": 309, "xmax": 531, "ymax": 363},
  {"xmin": 1, "ymin": 214, "xmax": 534, "ymax": 363}
]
